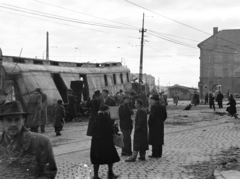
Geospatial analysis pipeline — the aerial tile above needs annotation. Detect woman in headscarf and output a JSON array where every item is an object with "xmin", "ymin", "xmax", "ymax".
[
  {"xmin": 90, "ymin": 104, "xmax": 120, "ymax": 179},
  {"xmin": 226, "ymin": 94, "xmax": 237, "ymax": 118}
]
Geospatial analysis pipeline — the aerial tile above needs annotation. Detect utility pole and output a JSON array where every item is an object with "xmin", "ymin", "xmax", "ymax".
[
  {"xmin": 46, "ymin": 32, "xmax": 49, "ymax": 60},
  {"xmin": 139, "ymin": 13, "xmax": 147, "ymax": 93}
]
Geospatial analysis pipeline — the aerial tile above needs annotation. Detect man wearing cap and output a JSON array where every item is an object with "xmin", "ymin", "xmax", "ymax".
[
  {"xmin": 0, "ymin": 89, "xmax": 9, "ymax": 107},
  {"xmin": 25, "ymin": 88, "xmax": 43, "ymax": 133},
  {"xmin": 52, "ymin": 99, "xmax": 66, "ymax": 136},
  {"xmin": 118, "ymin": 96, "xmax": 133, "ymax": 156},
  {"xmin": 148, "ymin": 94, "xmax": 167, "ymax": 158},
  {"xmin": 0, "ymin": 101, "xmax": 57, "ymax": 178}
]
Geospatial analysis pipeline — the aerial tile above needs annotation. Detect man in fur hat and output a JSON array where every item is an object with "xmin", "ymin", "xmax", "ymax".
[{"xmin": 0, "ymin": 101, "xmax": 57, "ymax": 178}]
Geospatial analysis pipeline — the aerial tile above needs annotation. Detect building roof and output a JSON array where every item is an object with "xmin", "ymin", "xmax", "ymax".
[
  {"xmin": 198, "ymin": 29, "xmax": 240, "ymax": 50},
  {"xmin": 168, "ymin": 84, "xmax": 197, "ymax": 91}
]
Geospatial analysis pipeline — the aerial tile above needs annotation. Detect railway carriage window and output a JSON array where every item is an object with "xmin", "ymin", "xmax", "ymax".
[
  {"xmin": 126, "ymin": 73, "xmax": 129, "ymax": 82},
  {"xmin": 120, "ymin": 73, "xmax": 123, "ymax": 84},
  {"xmin": 113, "ymin": 74, "xmax": 116, "ymax": 85},
  {"xmin": 104, "ymin": 75, "xmax": 108, "ymax": 86}
]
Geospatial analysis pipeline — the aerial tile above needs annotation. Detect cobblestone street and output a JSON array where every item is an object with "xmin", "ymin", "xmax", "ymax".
[{"xmin": 1, "ymin": 102, "xmax": 240, "ymax": 179}]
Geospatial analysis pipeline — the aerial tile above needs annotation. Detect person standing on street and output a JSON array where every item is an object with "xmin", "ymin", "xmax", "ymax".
[
  {"xmin": 86, "ymin": 90, "xmax": 101, "ymax": 136},
  {"xmin": 125, "ymin": 99, "xmax": 148, "ymax": 162},
  {"xmin": 118, "ymin": 96, "xmax": 133, "ymax": 156},
  {"xmin": 25, "ymin": 88, "xmax": 42, "ymax": 133},
  {"xmin": 0, "ymin": 101, "xmax": 57, "ymax": 178},
  {"xmin": 216, "ymin": 91, "xmax": 224, "ymax": 108},
  {"xmin": 173, "ymin": 92, "xmax": 179, "ymax": 106},
  {"xmin": 209, "ymin": 91, "xmax": 216, "ymax": 111},
  {"xmin": 148, "ymin": 94, "xmax": 167, "ymax": 158},
  {"xmin": 40, "ymin": 90, "xmax": 48, "ymax": 133},
  {"xmin": 90, "ymin": 104, "xmax": 120, "ymax": 179},
  {"xmin": 52, "ymin": 99, "xmax": 66, "ymax": 136}
]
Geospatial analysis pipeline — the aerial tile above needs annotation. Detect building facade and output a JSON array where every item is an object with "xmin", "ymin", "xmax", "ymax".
[
  {"xmin": 198, "ymin": 28, "xmax": 240, "ymax": 96},
  {"xmin": 168, "ymin": 85, "xmax": 197, "ymax": 100}
]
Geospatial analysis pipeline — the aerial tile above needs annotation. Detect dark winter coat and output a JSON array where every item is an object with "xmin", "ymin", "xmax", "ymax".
[
  {"xmin": 0, "ymin": 127, "xmax": 57, "ymax": 178},
  {"xmin": 148, "ymin": 101, "xmax": 167, "ymax": 145},
  {"xmin": 118, "ymin": 103, "xmax": 133, "ymax": 130},
  {"xmin": 90, "ymin": 112, "xmax": 120, "ymax": 165},
  {"xmin": 216, "ymin": 93, "xmax": 224, "ymax": 102},
  {"xmin": 133, "ymin": 107, "xmax": 148, "ymax": 151},
  {"xmin": 227, "ymin": 98, "xmax": 237, "ymax": 115},
  {"xmin": 52, "ymin": 103, "xmax": 65, "ymax": 128},
  {"xmin": 101, "ymin": 96, "xmax": 116, "ymax": 106},
  {"xmin": 86, "ymin": 99, "xmax": 101, "ymax": 136}
]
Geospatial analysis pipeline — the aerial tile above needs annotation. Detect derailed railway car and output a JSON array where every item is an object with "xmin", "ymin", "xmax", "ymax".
[{"xmin": 0, "ymin": 51, "xmax": 132, "ymax": 112}]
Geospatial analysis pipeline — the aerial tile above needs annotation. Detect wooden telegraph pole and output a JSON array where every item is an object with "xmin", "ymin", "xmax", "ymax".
[{"xmin": 139, "ymin": 13, "xmax": 147, "ymax": 93}]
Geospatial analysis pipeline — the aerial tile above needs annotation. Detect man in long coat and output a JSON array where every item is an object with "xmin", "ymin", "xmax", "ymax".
[
  {"xmin": 118, "ymin": 96, "xmax": 133, "ymax": 156},
  {"xmin": 216, "ymin": 91, "xmax": 224, "ymax": 108},
  {"xmin": 125, "ymin": 99, "xmax": 148, "ymax": 162},
  {"xmin": 40, "ymin": 91, "xmax": 48, "ymax": 133},
  {"xmin": 148, "ymin": 94, "xmax": 167, "ymax": 158},
  {"xmin": 173, "ymin": 92, "xmax": 179, "ymax": 105},
  {"xmin": 52, "ymin": 99, "xmax": 66, "ymax": 136},
  {"xmin": 25, "ymin": 88, "xmax": 42, "ymax": 133}
]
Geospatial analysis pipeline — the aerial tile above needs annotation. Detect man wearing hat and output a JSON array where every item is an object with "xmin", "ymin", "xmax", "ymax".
[
  {"xmin": 0, "ymin": 89, "xmax": 9, "ymax": 107},
  {"xmin": 0, "ymin": 101, "xmax": 57, "ymax": 178},
  {"xmin": 25, "ymin": 88, "xmax": 43, "ymax": 132},
  {"xmin": 118, "ymin": 96, "xmax": 133, "ymax": 156},
  {"xmin": 148, "ymin": 94, "xmax": 167, "ymax": 158}
]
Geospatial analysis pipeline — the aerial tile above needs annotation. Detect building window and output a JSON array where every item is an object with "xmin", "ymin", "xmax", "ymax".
[
  {"xmin": 120, "ymin": 73, "xmax": 123, "ymax": 84},
  {"xmin": 104, "ymin": 75, "xmax": 108, "ymax": 86},
  {"xmin": 126, "ymin": 73, "xmax": 129, "ymax": 82},
  {"xmin": 113, "ymin": 74, "xmax": 116, "ymax": 85}
]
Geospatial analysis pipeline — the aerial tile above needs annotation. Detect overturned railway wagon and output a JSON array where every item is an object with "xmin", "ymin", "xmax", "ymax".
[{"xmin": 0, "ymin": 53, "xmax": 131, "ymax": 111}]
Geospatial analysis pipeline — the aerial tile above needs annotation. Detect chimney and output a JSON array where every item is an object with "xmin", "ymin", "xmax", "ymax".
[{"xmin": 213, "ymin": 27, "xmax": 218, "ymax": 35}]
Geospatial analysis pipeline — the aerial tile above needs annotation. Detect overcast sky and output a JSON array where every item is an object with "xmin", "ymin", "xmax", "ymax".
[{"xmin": 1, "ymin": 0, "xmax": 240, "ymax": 88}]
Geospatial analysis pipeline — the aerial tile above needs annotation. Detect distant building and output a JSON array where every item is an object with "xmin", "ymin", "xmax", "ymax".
[
  {"xmin": 168, "ymin": 85, "xmax": 198, "ymax": 100},
  {"xmin": 198, "ymin": 27, "xmax": 240, "ymax": 96}
]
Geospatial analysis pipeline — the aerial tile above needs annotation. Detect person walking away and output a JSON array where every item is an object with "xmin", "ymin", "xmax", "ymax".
[
  {"xmin": 40, "ymin": 91, "xmax": 48, "ymax": 133},
  {"xmin": 52, "ymin": 100, "xmax": 66, "ymax": 136},
  {"xmin": 25, "ymin": 88, "xmax": 42, "ymax": 133},
  {"xmin": 0, "ymin": 89, "xmax": 9, "ymax": 107},
  {"xmin": 216, "ymin": 91, "xmax": 224, "ymax": 108},
  {"xmin": 209, "ymin": 91, "xmax": 215, "ymax": 111},
  {"xmin": 162, "ymin": 92, "xmax": 168, "ymax": 106},
  {"xmin": 204, "ymin": 92, "xmax": 208, "ymax": 105},
  {"xmin": 226, "ymin": 94, "xmax": 237, "ymax": 118},
  {"xmin": 90, "ymin": 104, "xmax": 120, "ymax": 179},
  {"xmin": 125, "ymin": 99, "xmax": 148, "ymax": 162},
  {"xmin": 173, "ymin": 92, "xmax": 179, "ymax": 106},
  {"xmin": 118, "ymin": 96, "xmax": 133, "ymax": 156},
  {"xmin": 148, "ymin": 94, "xmax": 167, "ymax": 158},
  {"xmin": 0, "ymin": 101, "xmax": 57, "ymax": 178},
  {"xmin": 86, "ymin": 90, "xmax": 101, "ymax": 136}
]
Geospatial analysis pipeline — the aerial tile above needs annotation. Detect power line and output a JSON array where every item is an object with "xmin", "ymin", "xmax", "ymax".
[
  {"xmin": 147, "ymin": 32, "xmax": 198, "ymax": 49},
  {"xmin": 124, "ymin": 0, "xmax": 209, "ymax": 35},
  {"xmin": 124, "ymin": 0, "xmax": 240, "ymax": 47},
  {"xmin": 0, "ymin": 4, "xmax": 138, "ymax": 30},
  {"xmin": 33, "ymin": 0, "xmax": 139, "ymax": 29}
]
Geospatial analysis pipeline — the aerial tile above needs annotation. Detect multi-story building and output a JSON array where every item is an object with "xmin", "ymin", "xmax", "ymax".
[{"xmin": 198, "ymin": 27, "xmax": 240, "ymax": 96}]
